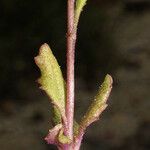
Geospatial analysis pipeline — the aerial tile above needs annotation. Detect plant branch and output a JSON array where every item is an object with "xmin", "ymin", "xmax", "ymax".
[
  {"xmin": 65, "ymin": 0, "xmax": 76, "ymax": 143},
  {"xmin": 35, "ymin": 0, "xmax": 113, "ymax": 150}
]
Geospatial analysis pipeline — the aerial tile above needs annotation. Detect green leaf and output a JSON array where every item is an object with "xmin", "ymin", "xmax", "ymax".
[
  {"xmin": 79, "ymin": 74, "xmax": 113, "ymax": 132},
  {"xmin": 73, "ymin": 120, "xmax": 80, "ymax": 136},
  {"xmin": 34, "ymin": 43, "xmax": 66, "ymax": 123},
  {"xmin": 75, "ymin": 0, "xmax": 88, "ymax": 26},
  {"xmin": 58, "ymin": 130, "xmax": 71, "ymax": 144},
  {"xmin": 52, "ymin": 106, "xmax": 62, "ymax": 125}
]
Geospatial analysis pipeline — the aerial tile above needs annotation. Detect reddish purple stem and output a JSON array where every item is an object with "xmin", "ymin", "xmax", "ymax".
[{"xmin": 65, "ymin": 0, "xmax": 77, "ymax": 149}]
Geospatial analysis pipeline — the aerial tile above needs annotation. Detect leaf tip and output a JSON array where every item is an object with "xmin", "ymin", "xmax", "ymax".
[
  {"xmin": 105, "ymin": 74, "xmax": 113, "ymax": 86},
  {"xmin": 39, "ymin": 43, "xmax": 49, "ymax": 52}
]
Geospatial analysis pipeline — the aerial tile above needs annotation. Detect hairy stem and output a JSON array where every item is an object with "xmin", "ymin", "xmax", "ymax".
[{"xmin": 65, "ymin": 0, "xmax": 76, "ymax": 145}]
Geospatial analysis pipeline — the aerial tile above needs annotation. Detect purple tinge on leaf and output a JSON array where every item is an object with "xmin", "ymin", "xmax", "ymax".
[
  {"xmin": 73, "ymin": 75, "xmax": 113, "ymax": 149},
  {"xmin": 45, "ymin": 124, "xmax": 62, "ymax": 144}
]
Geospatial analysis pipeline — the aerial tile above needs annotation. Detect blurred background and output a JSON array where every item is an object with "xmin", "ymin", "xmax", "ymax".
[{"xmin": 0, "ymin": 0, "xmax": 150, "ymax": 150}]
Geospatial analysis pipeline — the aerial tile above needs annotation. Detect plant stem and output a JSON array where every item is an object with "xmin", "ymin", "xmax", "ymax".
[{"xmin": 65, "ymin": 0, "xmax": 76, "ymax": 144}]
